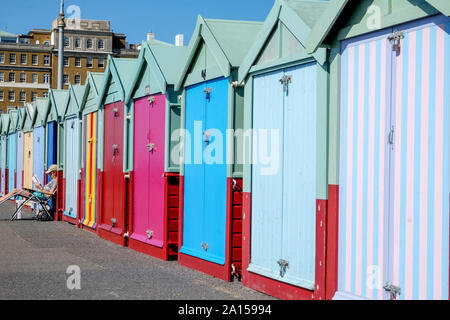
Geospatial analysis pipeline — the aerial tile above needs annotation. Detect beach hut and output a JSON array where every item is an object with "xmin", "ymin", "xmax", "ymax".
[
  {"xmin": 32, "ymin": 98, "xmax": 50, "ymax": 190},
  {"xmin": 15, "ymin": 108, "xmax": 27, "ymax": 191},
  {"xmin": 175, "ymin": 16, "xmax": 263, "ymax": 281},
  {"xmin": 79, "ymin": 72, "xmax": 104, "ymax": 232},
  {"xmin": 47, "ymin": 89, "xmax": 70, "ymax": 220},
  {"xmin": 0, "ymin": 114, "xmax": 9, "ymax": 195},
  {"xmin": 306, "ymin": 0, "xmax": 450, "ymax": 300},
  {"xmin": 237, "ymin": 0, "xmax": 329, "ymax": 300},
  {"xmin": 124, "ymin": 40, "xmax": 187, "ymax": 259},
  {"xmin": 7, "ymin": 110, "xmax": 19, "ymax": 193},
  {"xmin": 62, "ymin": 85, "xmax": 85, "ymax": 225},
  {"xmin": 94, "ymin": 57, "xmax": 137, "ymax": 246},
  {"xmin": 22, "ymin": 103, "xmax": 35, "ymax": 189}
]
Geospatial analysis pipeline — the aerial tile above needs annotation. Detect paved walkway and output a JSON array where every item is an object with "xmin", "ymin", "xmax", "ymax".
[{"xmin": 0, "ymin": 202, "xmax": 273, "ymax": 300}]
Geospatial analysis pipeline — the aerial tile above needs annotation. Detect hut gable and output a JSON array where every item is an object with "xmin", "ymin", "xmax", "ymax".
[
  {"xmin": 306, "ymin": 0, "xmax": 450, "ymax": 53},
  {"xmin": 175, "ymin": 16, "xmax": 263, "ymax": 90},
  {"xmin": 32, "ymin": 98, "xmax": 50, "ymax": 128},
  {"xmin": 65, "ymin": 84, "xmax": 85, "ymax": 119},
  {"xmin": 7, "ymin": 110, "xmax": 18, "ymax": 134},
  {"xmin": 80, "ymin": 72, "xmax": 103, "ymax": 115},
  {"xmin": 1, "ymin": 114, "xmax": 10, "ymax": 135}
]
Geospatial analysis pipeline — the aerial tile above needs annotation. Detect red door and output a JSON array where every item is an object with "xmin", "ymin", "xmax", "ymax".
[{"xmin": 100, "ymin": 101, "xmax": 126, "ymax": 243}]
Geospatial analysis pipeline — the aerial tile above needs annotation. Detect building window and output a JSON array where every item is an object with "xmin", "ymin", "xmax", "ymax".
[
  {"xmin": 21, "ymin": 54, "xmax": 27, "ymax": 64},
  {"xmin": 9, "ymin": 72, "xmax": 15, "ymax": 82},
  {"xmin": 31, "ymin": 92, "xmax": 37, "ymax": 102},
  {"xmin": 9, "ymin": 91, "xmax": 15, "ymax": 102},
  {"xmin": 0, "ymin": 72, "xmax": 4, "ymax": 82},
  {"xmin": 43, "ymin": 74, "xmax": 50, "ymax": 84},
  {"xmin": 19, "ymin": 92, "xmax": 26, "ymax": 102},
  {"xmin": 75, "ymin": 38, "xmax": 81, "ymax": 48},
  {"xmin": 63, "ymin": 74, "xmax": 69, "ymax": 85},
  {"xmin": 64, "ymin": 56, "xmax": 69, "ymax": 67},
  {"xmin": 75, "ymin": 57, "xmax": 81, "ymax": 67},
  {"xmin": 44, "ymin": 55, "xmax": 50, "ymax": 65},
  {"xmin": 87, "ymin": 39, "xmax": 93, "ymax": 49},
  {"xmin": 98, "ymin": 58, "xmax": 105, "ymax": 68},
  {"xmin": 0, "ymin": 91, "xmax": 3, "ymax": 101},
  {"xmin": 44, "ymin": 41, "xmax": 50, "ymax": 45},
  {"xmin": 9, "ymin": 53, "xmax": 16, "ymax": 64},
  {"xmin": 43, "ymin": 92, "xmax": 49, "ymax": 98},
  {"xmin": 64, "ymin": 37, "xmax": 70, "ymax": 47},
  {"xmin": 74, "ymin": 74, "xmax": 81, "ymax": 84},
  {"xmin": 87, "ymin": 57, "xmax": 93, "ymax": 68},
  {"xmin": 98, "ymin": 39, "xmax": 104, "ymax": 49},
  {"xmin": 0, "ymin": 53, "xmax": 4, "ymax": 63},
  {"xmin": 32, "ymin": 54, "xmax": 38, "ymax": 65},
  {"xmin": 32, "ymin": 73, "xmax": 38, "ymax": 83},
  {"xmin": 20, "ymin": 73, "xmax": 26, "ymax": 83}
]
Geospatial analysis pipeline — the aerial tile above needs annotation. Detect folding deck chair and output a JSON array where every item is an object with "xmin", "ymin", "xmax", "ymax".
[{"xmin": 0, "ymin": 188, "xmax": 56, "ymax": 221}]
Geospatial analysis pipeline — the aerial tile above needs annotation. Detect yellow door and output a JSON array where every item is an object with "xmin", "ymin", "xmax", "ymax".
[{"xmin": 23, "ymin": 132, "xmax": 33, "ymax": 189}]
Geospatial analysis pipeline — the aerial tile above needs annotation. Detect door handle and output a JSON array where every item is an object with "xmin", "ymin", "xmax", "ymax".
[{"xmin": 147, "ymin": 143, "xmax": 155, "ymax": 152}]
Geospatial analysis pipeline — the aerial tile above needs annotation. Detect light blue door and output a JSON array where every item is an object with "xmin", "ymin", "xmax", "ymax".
[
  {"xmin": 250, "ymin": 63, "xmax": 317, "ymax": 289},
  {"xmin": 1, "ymin": 136, "xmax": 7, "ymax": 195},
  {"xmin": 8, "ymin": 133, "xmax": 16, "ymax": 192},
  {"xmin": 33, "ymin": 126, "xmax": 45, "ymax": 188},
  {"xmin": 181, "ymin": 77, "xmax": 229, "ymax": 264},
  {"xmin": 16, "ymin": 132, "xmax": 24, "ymax": 190},
  {"xmin": 46, "ymin": 121, "xmax": 57, "ymax": 181},
  {"xmin": 64, "ymin": 118, "xmax": 79, "ymax": 218}
]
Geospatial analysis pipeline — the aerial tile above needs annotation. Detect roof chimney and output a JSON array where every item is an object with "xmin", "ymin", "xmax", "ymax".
[
  {"xmin": 147, "ymin": 32, "xmax": 155, "ymax": 41},
  {"xmin": 175, "ymin": 34, "xmax": 184, "ymax": 47}
]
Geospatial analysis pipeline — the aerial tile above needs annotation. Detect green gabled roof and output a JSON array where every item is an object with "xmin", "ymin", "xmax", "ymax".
[
  {"xmin": 306, "ymin": 0, "xmax": 450, "ymax": 53},
  {"xmin": 1, "ymin": 114, "xmax": 10, "ymax": 135},
  {"xmin": 238, "ymin": 0, "xmax": 329, "ymax": 83},
  {"xmin": 0, "ymin": 30, "xmax": 17, "ymax": 38},
  {"xmin": 7, "ymin": 110, "xmax": 19, "ymax": 134},
  {"xmin": 96, "ymin": 56, "xmax": 138, "ymax": 109},
  {"xmin": 48, "ymin": 89, "xmax": 69, "ymax": 123},
  {"xmin": 175, "ymin": 16, "xmax": 263, "ymax": 90},
  {"xmin": 125, "ymin": 40, "xmax": 188, "ymax": 103},
  {"xmin": 32, "ymin": 97, "xmax": 50, "ymax": 128},
  {"xmin": 16, "ymin": 107, "xmax": 26, "ymax": 131},
  {"xmin": 80, "ymin": 72, "xmax": 104, "ymax": 115},
  {"xmin": 65, "ymin": 84, "xmax": 85, "ymax": 119},
  {"xmin": 23, "ymin": 103, "xmax": 35, "ymax": 132}
]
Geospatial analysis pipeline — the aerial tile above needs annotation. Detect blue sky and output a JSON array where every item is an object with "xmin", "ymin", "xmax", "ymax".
[{"xmin": 0, "ymin": 0, "xmax": 275, "ymax": 45}]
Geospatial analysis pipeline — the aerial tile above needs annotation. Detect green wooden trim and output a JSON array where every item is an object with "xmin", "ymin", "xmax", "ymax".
[
  {"xmin": 125, "ymin": 43, "xmax": 146, "ymax": 104},
  {"xmin": 242, "ymin": 76, "xmax": 253, "ymax": 193},
  {"xmin": 96, "ymin": 56, "xmax": 125, "ymax": 110},
  {"xmin": 249, "ymin": 53, "xmax": 316, "ymax": 76},
  {"xmin": 183, "ymin": 65, "xmax": 224, "ymax": 88},
  {"xmin": 179, "ymin": 89, "xmax": 186, "ymax": 177},
  {"xmin": 316, "ymin": 61, "xmax": 329, "ymax": 200},
  {"xmin": 427, "ymin": 0, "xmax": 450, "ymax": 16},
  {"xmin": 200, "ymin": 26, "xmax": 231, "ymax": 79}
]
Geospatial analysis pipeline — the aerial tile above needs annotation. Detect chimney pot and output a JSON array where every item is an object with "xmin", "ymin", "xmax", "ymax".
[
  {"xmin": 147, "ymin": 32, "xmax": 155, "ymax": 41},
  {"xmin": 175, "ymin": 34, "xmax": 184, "ymax": 47}
]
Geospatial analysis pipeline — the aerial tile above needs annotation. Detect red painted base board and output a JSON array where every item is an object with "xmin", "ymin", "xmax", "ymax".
[
  {"xmin": 326, "ymin": 185, "xmax": 339, "ymax": 300},
  {"xmin": 62, "ymin": 214, "xmax": 78, "ymax": 226},
  {"xmin": 242, "ymin": 192, "xmax": 330, "ymax": 300},
  {"xmin": 128, "ymin": 238, "xmax": 167, "ymax": 261},
  {"xmin": 5, "ymin": 169, "xmax": 8, "ymax": 194},
  {"xmin": 98, "ymin": 227, "xmax": 126, "ymax": 246}
]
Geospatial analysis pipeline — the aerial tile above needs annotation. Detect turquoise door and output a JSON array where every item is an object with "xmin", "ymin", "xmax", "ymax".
[
  {"xmin": 181, "ymin": 77, "xmax": 228, "ymax": 265},
  {"xmin": 64, "ymin": 118, "xmax": 79, "ymax": 219},
  {"xmin": 8, "ymin": 133, "xmax": 16, "ymax": 191},
  {"xmin": 249, "ymin": 63, "xmax": 318, "ymax": 290}
]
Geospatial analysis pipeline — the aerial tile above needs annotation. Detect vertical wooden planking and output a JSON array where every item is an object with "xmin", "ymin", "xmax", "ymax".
[
  {"xmin": 16, "ymin": 132, "xmax": 23, "ymax": 190},
  {"xmin": 83, "ymin": 112, "xmax": 98, "ymax": 228},
  {"xmin": 23, "ymin": 132, "xmax": 33, "ymax": 189},
  {"xmin": 64, "ymin": 118, "xmax": 79, "ymax": 219},
  {"xmin": 248, "ymin": 70, "xmax": 284, "ymax": 279},
  {"xmin": 8, "ymin": 134, "xmax": 16, "ymax": 193},
  {"xmin": 1, "ymin": 136, "xmax": 6, "ymax": 195},
  {"xmin": 33, "ymin": 127, "xmax": 45, "ymax": 189},
  {"xmin": 281, "ymin": 63, "xmax": 317, "ymax": 289}
]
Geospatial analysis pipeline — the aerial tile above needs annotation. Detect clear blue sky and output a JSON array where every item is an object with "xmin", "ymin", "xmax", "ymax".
[{"xmin": 0, "ymin": 0, "xmax": 275, "ymax": 45}]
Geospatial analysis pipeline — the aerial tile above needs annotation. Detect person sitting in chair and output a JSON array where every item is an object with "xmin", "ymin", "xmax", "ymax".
[{"xmin": 0, "ymin": 164, "xmax": 58, "ymax": 203}]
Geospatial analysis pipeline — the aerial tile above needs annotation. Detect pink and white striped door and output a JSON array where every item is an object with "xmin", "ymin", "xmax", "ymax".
[
  {"xmin": 132, "ymin": 94, "xmax": 166, "ymax": 248},
  {"xmin": 338, "ymin": 16, "xmax": 449, "ymax": 300}
]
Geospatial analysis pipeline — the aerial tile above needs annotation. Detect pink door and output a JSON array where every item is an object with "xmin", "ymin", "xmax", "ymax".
[{"xmin": 132, "ymin": 94, "xmax": 166, "ymax": 247}]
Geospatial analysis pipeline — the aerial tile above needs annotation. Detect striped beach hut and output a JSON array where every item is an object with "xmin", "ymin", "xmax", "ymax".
[
  {"xmin": 306, "ymin": 0, "xmax": 450, "ymax": 300},
  {"xmin": 15, "ymin": 107, "xmax": 27, "ymax": 191},
  {"xmin": 22, "ymin": 103, "xmax": 35, "ymax": 190},
  {"xmin": 79, "ymin": 72, "xmax": 104, "ymax": 232},
  {"xmin": 7, "ymin": 110, "xmax": 19, "ymax": 193}
]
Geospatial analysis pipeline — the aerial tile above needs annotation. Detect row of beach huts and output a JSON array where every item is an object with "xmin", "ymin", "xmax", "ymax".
[{"xmin": 0, "ymin": 0, "xmax": 449, "ymax": 300}]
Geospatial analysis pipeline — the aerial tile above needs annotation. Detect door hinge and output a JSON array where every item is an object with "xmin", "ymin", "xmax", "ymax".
[
  {"xmin": 383, "ymin": 283, "xmax": 401, "ymax": 300},
  {"xmin": 279, "ymin": 75, "xmax": 292, "ymax": 92},
  {"xmin": 277, "ymin": 259, "xmax": 289, "ymax": 278}
]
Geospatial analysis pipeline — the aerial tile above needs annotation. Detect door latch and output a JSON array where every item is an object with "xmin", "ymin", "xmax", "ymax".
[
  {"xmin": 113, "ymin": 108, "xmax": 119, "ymax": 117},
  {"xmin": 383, "ymin": 283, "xmax": 401, "ymax": 300},
  {"xmin": 146, "ymin": 230, "xmax": 154, "ymax": 239},
  {"xmin": 201, "ymin": 242, "xmax": 209, "ymax": 251},
  {"xmin": 147, "ymin": 143, "xmax": 155, "ymax": 152},
  {"xmin": 388, "ymin": 30, "xmax": 405, "ymax": 53},
  {"xmin": 148, "ymin": 96, "xmax": 155, "ymax": 105},
  {"xmin": 203, "ymin": 131, "xmax": 211, "ymax": 143},
  {"xmin": 279, "ymin": 75, "xmax": 292, "ymax": 92},
  {"xmin": 204, "ymin": 87, "xmax": 212, "ymax": 100},
  {"xmin": 111, "ymin": 218, "xmax": 116, "ymax": 227},
  {"xmin": 277, "ymin": 259, "xmax": 289, "ymax": 278},
  {"xmin": 112, "ymin": 144, "xmax": 118, "ymax": 156},
  {"xmin": 388, "ymin": 126, "xmax": 395, "ymax": 149},
  {"xmin": 71, "ymin": 120, "xmax": 75, "ymax": 129}
]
